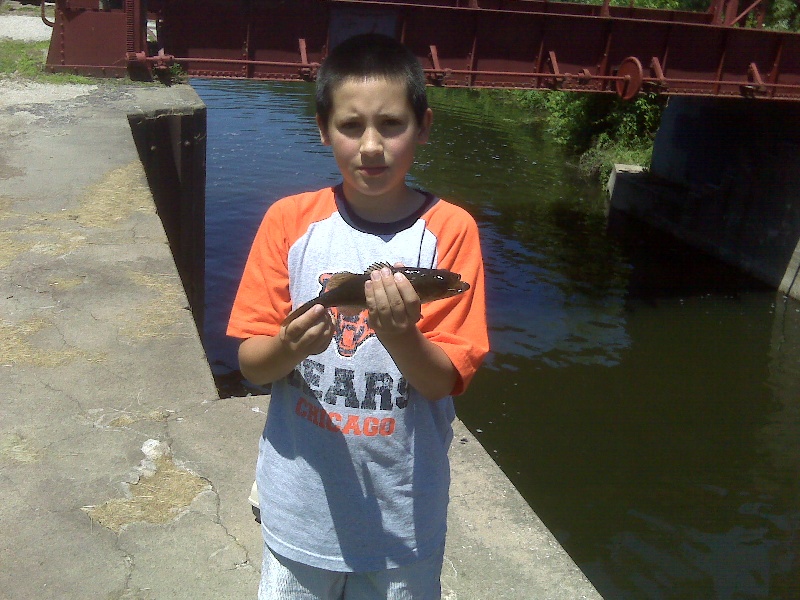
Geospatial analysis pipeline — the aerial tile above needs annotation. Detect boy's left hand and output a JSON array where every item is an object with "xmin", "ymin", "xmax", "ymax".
[{"xmin": 364, "ymin": 264, "xmax": 421, "ymax": 337}]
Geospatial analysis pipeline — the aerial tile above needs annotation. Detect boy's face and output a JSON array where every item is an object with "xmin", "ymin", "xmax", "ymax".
[{"xmin": 317, "ymin": 77, "xmax": 432, "ymax": 211}]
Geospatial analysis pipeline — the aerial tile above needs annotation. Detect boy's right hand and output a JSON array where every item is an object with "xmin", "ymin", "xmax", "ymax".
[
  {"xmin": 279, "ymin": 304, "xmax": 335, "ymax": 357},
  {"xmin": 238, "ymin": 307, "xmax": 333, "ymax": 385}
]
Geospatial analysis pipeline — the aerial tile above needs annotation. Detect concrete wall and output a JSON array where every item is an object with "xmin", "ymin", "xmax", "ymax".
[
  {"xmin": 608, "ymin": 97, "xmax": 800, "ymax": 299},
  {"xmin": 129, "ymin": 105, "xmax": 207, "ymax": 328}
]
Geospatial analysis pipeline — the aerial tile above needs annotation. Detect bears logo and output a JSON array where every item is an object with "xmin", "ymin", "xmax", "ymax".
[{"xmin": 318, "ymin": 272, "xmax": 374, "ymax": 357}]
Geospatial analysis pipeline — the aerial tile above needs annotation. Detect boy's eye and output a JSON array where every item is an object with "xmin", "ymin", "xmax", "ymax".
[
  {"xmin": 338, "ymin": 121, "xmax": 363, "ymax": 135},
  {"xmin": 334, "ymin": 117, "xmax": 407, "ymax": 136},
  {"xmin": 379, "ymin": 118, "xmax": 408, "ymax": 136}
]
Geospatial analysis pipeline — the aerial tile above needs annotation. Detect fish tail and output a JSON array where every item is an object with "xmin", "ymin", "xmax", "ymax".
[{"xmin": 282, "ymin": 299, "xmax": 317, "ymax": 326}]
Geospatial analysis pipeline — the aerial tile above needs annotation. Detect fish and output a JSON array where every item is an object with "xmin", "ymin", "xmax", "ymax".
[{"xmin": 282, "ymin": 262, "xmax": 470, "ymax": 326}]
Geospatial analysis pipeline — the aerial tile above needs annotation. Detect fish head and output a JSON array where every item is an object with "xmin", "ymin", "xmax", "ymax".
[{"xmin": 413, "ymin": 269, "xmax": 470, "ymax": 302}]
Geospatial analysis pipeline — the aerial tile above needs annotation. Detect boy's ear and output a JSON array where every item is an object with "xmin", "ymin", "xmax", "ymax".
[
  {"xmin": 316, "ymin": 115, "xmax": 331, "ymax": 146},
  {"xmin": 416, "ymin": 108, "xmax": 433, "ymax": 144}
]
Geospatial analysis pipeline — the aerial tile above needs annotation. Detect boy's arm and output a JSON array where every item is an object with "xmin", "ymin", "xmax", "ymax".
[
  {"xmin": 365, "ymin": 266, "xmax": 458, "ymax": 400},
  {"xmin": 238, "ymin": 304, "xmax": 335, "ymax": 385}
]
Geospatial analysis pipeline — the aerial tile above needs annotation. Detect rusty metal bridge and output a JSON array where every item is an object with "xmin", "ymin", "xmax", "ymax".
[{"xmin": 43, "ymin": 0, "xmax": 800, "ymax": 101}]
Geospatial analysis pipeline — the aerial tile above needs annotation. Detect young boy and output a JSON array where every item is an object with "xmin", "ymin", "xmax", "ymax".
[{"xmin": 227, "ymin": 33, "xmax": 489, "ymax": 599}]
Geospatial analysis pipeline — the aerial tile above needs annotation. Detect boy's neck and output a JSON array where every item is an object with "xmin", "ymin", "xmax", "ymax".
[{"xmin": 341, "ymin": 183, "xmax": 426, "ymax": 224}]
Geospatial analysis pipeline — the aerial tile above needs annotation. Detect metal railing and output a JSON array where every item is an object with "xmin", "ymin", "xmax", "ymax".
[{"xmin": 45, "ymin": 0, "xmax": 800, "ymax": 101}]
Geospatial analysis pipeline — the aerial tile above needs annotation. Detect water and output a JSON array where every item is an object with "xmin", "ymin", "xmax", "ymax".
[{"xmin": 194, "ymin": 79, "xmax": 800, "ymax": 599}]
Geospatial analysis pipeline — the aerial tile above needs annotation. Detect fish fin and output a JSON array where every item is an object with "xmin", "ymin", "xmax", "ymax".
[
  {"xmin": 364, "ymin": 261, "xmax": 394, "ymax": 275},
  {"xmin": 282, "ymin": 299, "xmax": 314, "ymax": 326},
  {"xmin": 325, "ymin": 271, "xmax": 359, "ymax": 291}
]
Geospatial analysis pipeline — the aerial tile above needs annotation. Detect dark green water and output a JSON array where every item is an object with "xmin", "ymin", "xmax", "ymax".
[{"xmin": 194, "ymin": 79, "xmax": 800, "ymax": 599}]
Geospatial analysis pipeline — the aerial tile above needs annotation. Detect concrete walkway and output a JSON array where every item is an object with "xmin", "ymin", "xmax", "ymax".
[{"xmin": 0, "ymin": 42, "xmax": 602, "ymax": 600}]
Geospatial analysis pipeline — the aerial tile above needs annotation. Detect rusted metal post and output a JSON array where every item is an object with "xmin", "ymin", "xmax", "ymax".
[
  {"xmin": 126, "ymin": 0, "xmax": 147, "ymax": 56},
  {"xmin": 46, "ymin": 0, "xmax": 130, "ymax": 77},
  {"xmin": 709, "ymin": 0, "xmax": 725, "ymax": 25},
  {"xmin": 725, "ymin": 0, "xmax": 740, "ymax": 25}
]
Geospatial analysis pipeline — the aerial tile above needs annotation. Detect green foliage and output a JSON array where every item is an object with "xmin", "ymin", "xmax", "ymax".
[
  {"xmin": 526, "ymin": 0, "xmax": 800, "ymax": 182},
  {"xmin": 525, "ymin": 0, "xmax": 800, "ymax": 182},
  {"xmin": 565, "ymin": 0, "xmax": 689, "ymax": 8},
  {"xmin": 578, "ymin": 136, "xmax": 654, "ymax": 182},
  {"xmin": 479, "ymin": 86, "xmax": 663, "ymax": 183},
  {"xmin": 154, "ymin": 62, "xmax": 189, "ymax": 86},
  {"xmin": 557, "ymin": 0, "xmax": 800, "ymax": 29},
  {"xmin": 542, "ymin": 91, "xmax": 666, "ymax": 152},
  {"xmin": 767, "ymin": 0, "xmax": 800, "ymax": 30},
  {"xmin": 427, "ymin": 87, "xmax": 544, "ymax": 127},
  {"xmin": 532, "ymin": 90, "xmax": 666, "ymax": 179},
  {"xmin": 0, "ymin": 39, "xmax": 94, "ymax": 83},
  {"xmin": 0, "ymin": 39, "xmax": 48, "ymax": 76},
  {"xmin": 0, "ymin": 1, "xmax": 48, "ymax": 16}
]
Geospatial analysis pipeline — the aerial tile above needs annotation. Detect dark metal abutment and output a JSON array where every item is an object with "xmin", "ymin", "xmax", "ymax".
[
  {"xmin": 128, "ymin": 107, "xmax": 207, "ymax": 330},
  {"xmin": 608, "ymin": 97, "xmax": 800, "ymax": 300}
]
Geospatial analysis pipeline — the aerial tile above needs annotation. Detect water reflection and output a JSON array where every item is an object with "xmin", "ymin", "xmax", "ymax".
[
  {"xmin": 201, "ymin": 79, "xmax": 339, "ymax": 382},
  {"xmin": 193, "ymin": 79, "xmax": 800, "ymax": 599},
  {"xmin": 413, "ymin": 91, "xmax": 632, "ymax": 371}
]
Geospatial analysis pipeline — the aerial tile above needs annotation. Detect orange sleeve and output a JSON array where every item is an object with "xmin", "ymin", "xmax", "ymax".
[
  {"xmin": 226, "ymin": 189, "xmax": 337, "ymax": 340},
  {"xmin": 418, "ymin": 201, "xmax": 489, "ymax": 395},
  {"xmin": 226, "ymin": 202, "xmax": 291, "ymax": 339}
]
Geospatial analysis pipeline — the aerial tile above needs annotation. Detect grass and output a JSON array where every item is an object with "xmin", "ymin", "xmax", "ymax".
[
  {"xmin": 0, "ymin": 36, "xmax": 175, "ymax": 85},
  {"xmin": 0, "ymin": 35, "xmax": 178, "ymax": 85},
  {"xmin": 0, "ymin": 38, "xmax": 97, "ymax": 83},
  {"xmin": 84, "ymin": 456, "xmax": 210, "ymax": 533}
]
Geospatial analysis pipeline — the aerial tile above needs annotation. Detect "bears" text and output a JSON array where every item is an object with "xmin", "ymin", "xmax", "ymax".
[{"xmin": 288, "ymin": 359, "xmax": 409, "ymax": 410}]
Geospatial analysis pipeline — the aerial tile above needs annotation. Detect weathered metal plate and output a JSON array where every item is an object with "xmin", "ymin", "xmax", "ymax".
[{"xmin": 45, "ymin": 0, "xmax": 800, "ymax": 101}]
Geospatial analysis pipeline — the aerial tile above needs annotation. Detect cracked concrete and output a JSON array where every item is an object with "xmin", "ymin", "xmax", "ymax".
[
  {"xmin": 0, "ymin": 78, "xmax": 262, "ymax": 598},
  {"xmin": 0, "ymin": 22, "xmax": 602, "ymax": 596}
]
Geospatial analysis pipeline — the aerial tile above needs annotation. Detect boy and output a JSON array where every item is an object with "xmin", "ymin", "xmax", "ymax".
[{"xmin": 227, "ymin": 33, "xmax": 489, "ymax": 599}]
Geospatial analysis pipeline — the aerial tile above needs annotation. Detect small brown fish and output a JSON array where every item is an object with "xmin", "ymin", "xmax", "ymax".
[{"xmin": 283, "ymin": 262, "xmax": 470, "ymax": 326}]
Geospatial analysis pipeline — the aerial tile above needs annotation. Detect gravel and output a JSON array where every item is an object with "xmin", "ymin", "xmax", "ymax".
[
  {"xmin": 0, "ymin": 14, "xmax": 54, "ymax": 42},
  {"xmin": 0, "ymin": 11, "xmax": 96, "ymax": 109},
  {"xmin": 0, "ymin": 79, "xmax": 97, "ymax": 108}
]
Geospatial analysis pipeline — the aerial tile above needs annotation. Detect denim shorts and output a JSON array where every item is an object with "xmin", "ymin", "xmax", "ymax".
[{"xmin": 258, "ymin": 543, "xmax": 445, "ymax": 600}]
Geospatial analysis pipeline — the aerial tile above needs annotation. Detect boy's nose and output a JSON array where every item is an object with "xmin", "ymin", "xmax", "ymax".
[{"xmin": 360, "ymin": 128, "xmax": 383, "ymax": 156}]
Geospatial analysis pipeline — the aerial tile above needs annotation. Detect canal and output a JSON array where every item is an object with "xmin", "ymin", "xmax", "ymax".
[{"xmin": 194, "ymin": 79, "xmax": 800, "ymax": 599}]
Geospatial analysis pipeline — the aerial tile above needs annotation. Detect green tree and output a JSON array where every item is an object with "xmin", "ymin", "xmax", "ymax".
[
  {"xmin": 767, "ymin": 0, "xmax": 800, "ymax": 30},
  {"xmin": 520, "ymin": 0, "xmax": 800, "ymax": 182}
]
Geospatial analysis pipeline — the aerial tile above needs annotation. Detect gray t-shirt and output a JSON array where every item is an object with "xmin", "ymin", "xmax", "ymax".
[{"xmin": 230, "ymin": 186, "xmax": 488, "ymax": 572}]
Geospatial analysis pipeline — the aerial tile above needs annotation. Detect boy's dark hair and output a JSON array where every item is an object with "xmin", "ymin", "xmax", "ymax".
[{"xmin": 315, "ymin": 33, "xmax": 429, "ymax": 128}]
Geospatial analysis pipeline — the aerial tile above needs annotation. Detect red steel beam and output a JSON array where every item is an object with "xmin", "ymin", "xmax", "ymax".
[{"xmin": 45, "ymin": 0, "xmax": 800, "ymax": 101}]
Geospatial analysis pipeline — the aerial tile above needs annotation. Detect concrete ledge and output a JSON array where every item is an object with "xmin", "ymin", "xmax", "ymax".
[
  {"xmin": 0, "ymin": 81, "xmax": 256, "ymax": 598},
  {"xmin": 447, "ymin": 418, "xmax": 602, "ymax": 599},
  {"xmin": 0, "ymin": 81, "xmax": 600, "ymax": 599},
  {"xmin": 607, "ymin": 163, "xmax": 800, "ymax": 300}
]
